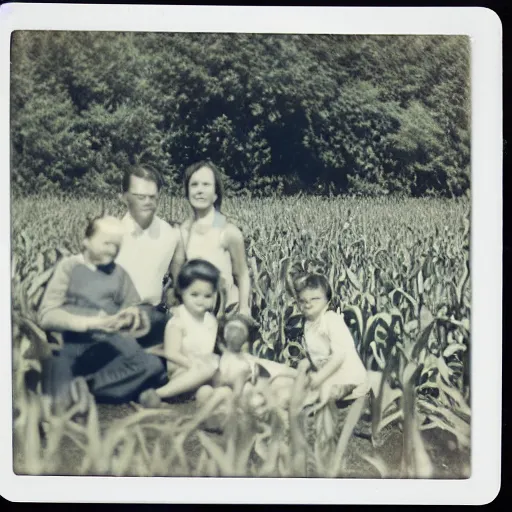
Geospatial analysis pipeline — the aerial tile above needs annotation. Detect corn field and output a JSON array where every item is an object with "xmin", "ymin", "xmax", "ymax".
[{"xmin": 12, "ymin": 194, "xmax": 471, "ymax": 478}]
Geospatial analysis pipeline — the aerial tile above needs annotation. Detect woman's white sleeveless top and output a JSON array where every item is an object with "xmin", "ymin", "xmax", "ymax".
[{"xmin": 180, "ymin": 211, "xmax": 238, "ymax": 306}]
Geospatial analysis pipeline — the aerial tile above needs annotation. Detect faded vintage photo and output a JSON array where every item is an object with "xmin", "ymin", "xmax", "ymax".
[{"xmin": 11, "ymin": 31, "xmax": 471, "ymax": 478}]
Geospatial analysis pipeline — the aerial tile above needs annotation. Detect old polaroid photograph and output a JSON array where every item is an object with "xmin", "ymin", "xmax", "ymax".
[{"xmin": 1, "ymin": 3, "xmax": 502, "ymax": 505}]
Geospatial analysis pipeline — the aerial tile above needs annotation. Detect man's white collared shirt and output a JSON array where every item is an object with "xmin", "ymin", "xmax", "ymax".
[{"xmin": 115, "ymin": 213, "xmax": 179, "ymax": 306}]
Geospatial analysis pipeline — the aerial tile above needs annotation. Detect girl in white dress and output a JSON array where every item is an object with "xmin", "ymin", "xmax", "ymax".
[
  {"xmin": 293, "ymin": 274, "xmax": 370, "ymax": 408},
  {"xmin": 139, "ymin": 259, "xmax": 221, "ymax": 405},
  {"xmin": 170, "ymin": 161, "xmax": 251, "ymax": 317}
]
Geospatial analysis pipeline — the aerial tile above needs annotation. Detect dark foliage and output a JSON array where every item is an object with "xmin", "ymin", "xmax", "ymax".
[{"xmin": 11, "ymin": 32, "xmax": 470, "ymax": 197}]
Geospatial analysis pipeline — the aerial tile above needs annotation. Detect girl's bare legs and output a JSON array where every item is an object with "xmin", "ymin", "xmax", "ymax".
[
  {"xmin": 155, "ymin": 362, "xmax": 217, "ymax": 400},
  {"xmin": 196, "ymin": 384, "xmax": 215, "ymax": 405}
]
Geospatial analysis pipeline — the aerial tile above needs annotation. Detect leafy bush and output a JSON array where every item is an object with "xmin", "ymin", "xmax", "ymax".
[{"xmin": 11, "ymin": 33, "xmax": 470, "ymax": 197}]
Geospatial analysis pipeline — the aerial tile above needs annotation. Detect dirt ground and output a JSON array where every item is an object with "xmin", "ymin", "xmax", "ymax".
[{"xmin": 44, "ymin": 401, "xmax": 469, "ymax": 479}]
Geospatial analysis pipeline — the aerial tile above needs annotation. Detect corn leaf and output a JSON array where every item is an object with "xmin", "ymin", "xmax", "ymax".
[{"xmin": 329, "ymin": 396, "xmax": 366, "ymax": 478}]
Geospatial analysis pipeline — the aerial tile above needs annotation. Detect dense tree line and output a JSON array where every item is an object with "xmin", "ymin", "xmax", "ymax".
[{"xmin": 11, "ymin": 32, "xmax": 470, "ymax": 197}]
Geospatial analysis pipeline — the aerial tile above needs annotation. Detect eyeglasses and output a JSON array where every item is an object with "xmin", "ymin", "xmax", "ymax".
[
  {"xmin": 298, "ymin": 297, "xmax": 323, "ymax": 306},
  {"xmin": 128, "ymin": 192, "xmax": 159, "ymax": 202}
]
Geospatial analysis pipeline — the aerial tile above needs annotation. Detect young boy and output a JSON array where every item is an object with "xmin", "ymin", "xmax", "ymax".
[{"xmin": 39, "ymin": 215, "xmax": 166, "ymax": 414}]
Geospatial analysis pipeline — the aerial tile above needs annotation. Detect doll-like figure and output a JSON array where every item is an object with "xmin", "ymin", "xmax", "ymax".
[{"xmin": 181, "ymin": 314, "xmax": 298, "ymax": 432}]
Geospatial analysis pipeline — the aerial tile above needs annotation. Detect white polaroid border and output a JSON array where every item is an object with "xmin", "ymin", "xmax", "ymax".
[{"xmin": 0, "ymin": 3, "xmax": 502, "ymax": 505}]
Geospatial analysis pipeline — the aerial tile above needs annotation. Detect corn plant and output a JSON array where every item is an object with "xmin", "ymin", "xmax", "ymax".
[{"xmin": 12, "ymin": 194, "xmax": 471, "ymax": 478}]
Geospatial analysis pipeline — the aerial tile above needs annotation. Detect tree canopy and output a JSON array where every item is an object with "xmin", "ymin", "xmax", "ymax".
[{"xmin": 11, "ymin": 32, "xmax": 470, "ymax": 197}]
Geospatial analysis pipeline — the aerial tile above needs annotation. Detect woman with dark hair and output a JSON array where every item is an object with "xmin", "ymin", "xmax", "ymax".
[{"xmin": 170, "ymin": 160, "xmax": 251, "ymax": 317}]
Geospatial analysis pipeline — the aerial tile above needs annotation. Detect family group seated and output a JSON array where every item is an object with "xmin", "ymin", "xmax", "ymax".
[{"xmin": 37, "ymin": 161, "xmax": 370, "ymax": 423}]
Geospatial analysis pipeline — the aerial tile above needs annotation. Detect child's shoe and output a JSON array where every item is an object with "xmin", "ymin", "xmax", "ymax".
[
  {"xmin": 138, "ymin": 388, "xmax": 162, "ymax": 409},
  {"xmin": 353, "ymin": 419, "xmax": 372, "ymax": 440}
]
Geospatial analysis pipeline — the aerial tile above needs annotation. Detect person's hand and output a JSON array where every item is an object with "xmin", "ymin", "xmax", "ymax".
[
  {"xmin": 117, "ymin": 306, "xmax": 144, "ymax": 332},
  {"xmin": 85, "ymin": 307, "xmax": 149, "ymax": 335},
  {"xmin": 103, "ymin": 308, "xmax": 151, "ymax": 337},
  {"xmin": 85, "ymin": 315, "xmax": 118, "ymax": 333}
]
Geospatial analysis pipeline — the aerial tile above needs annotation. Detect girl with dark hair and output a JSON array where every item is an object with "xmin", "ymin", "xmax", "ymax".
[
  {"xmin": 170, "ymin": 161, "xmax": 251, "ymax": 317},
  {"xmin": 139, "ymin": 259, "xmax": 222, "ymax": 404}
]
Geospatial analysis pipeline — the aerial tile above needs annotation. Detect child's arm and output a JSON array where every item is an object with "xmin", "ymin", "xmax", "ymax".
[
  {"xmin": 161, "ymin": 318, "xmax": 191, "ymax": 369},
  {"xmin": 308, "ymin": 313, "xmax": 348, "ymax": 390},
  {"xmin": 309, "ymin": 353, "xmax": 343, "ymax": 390},
  {"xmin": 39, "ymin": 257, "xmax": 116, "ymax": 333}
]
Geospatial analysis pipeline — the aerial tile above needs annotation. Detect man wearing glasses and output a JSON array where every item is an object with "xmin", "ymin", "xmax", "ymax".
[{"xmin": 116, "ymin": 164, "xmax": 180, "ymax": 347}]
